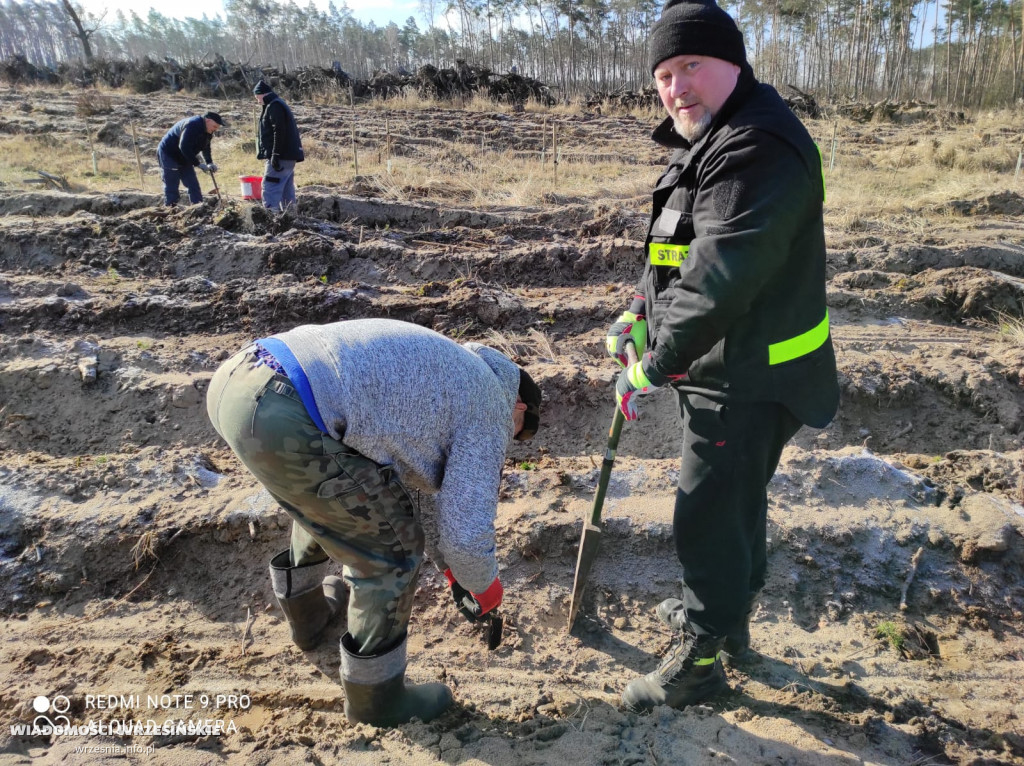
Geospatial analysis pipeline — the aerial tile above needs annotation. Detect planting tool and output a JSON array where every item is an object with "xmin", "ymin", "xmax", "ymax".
[
  {"xmin": 567, "ymin": 342, "xmax": 638, "ymax": 632},
  {"xmin": 445, "ymin": 567, "xmax": 504, "ymax": 650},
  {"xmin": 208, "ymin": 168, "xmax": 222, "ymax": 205},
  {"xmin": 487, "ymin": 609, "xmax": 504, "ymax": 650}
]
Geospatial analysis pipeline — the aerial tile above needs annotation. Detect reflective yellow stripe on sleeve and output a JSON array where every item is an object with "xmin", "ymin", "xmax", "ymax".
[
  {"xmin": 768, "ymin": 311, "xmax": 830, "ymax": 365},
  {"xmin": 648, "ymin": 242, "xmax": 690, "ymax": 267}
]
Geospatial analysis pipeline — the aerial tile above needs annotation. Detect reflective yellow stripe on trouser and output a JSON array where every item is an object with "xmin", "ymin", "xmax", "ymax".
[
  {"xmin": 649, "ymin": 242, "xmax": 689, "ymax": 266},
  {"xmin": 768, "ymin": 311, "xmax": 830, "ymax": 365}
]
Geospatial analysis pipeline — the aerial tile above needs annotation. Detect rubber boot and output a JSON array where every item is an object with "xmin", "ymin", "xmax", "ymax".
[
  {"xmin": 621, "ymin": 624, "xmax": 727, "ymax": 712},
  {"xmin": 340, "ymin": 632, "xmax": 453, "ymax": 726},
  {"xmin": 656, "ymin": 595, "xmax": 756, "ymax": 663},
  {"xmin": 269, "ymin": 550, "xmax": 345, "ymax": 651}
]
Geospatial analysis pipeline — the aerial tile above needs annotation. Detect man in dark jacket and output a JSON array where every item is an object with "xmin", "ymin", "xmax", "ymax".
[
  {"xmin": 253, "ymin": 79, "xmax": 304, "ymax": 211},
  {"xmin": 605, "ymin": 0, "xmax": 839, "ymax": 712},
  {"xmin": 156, "ymin": 112, "xmax": 225, "ymax": 206}
]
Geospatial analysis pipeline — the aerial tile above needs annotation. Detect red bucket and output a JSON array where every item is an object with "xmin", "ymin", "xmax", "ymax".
[{"xmin": 239, "ymin": 175, "xmax": 263, "ymax": 200}]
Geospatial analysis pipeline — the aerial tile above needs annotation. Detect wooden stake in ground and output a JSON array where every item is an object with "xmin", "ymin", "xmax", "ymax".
[
  {"xmin": 241, "ymin": 607, "xmax": 254, "ymax": 655},
  {"xmin": 351, "ymin": 120, "xmax": 359, "ymax": 178},
  {"xmin": 829, "ymin": 121, "xmax": 838, "ymax": 173},
  {"xmin": 86, "ymin": 125, "xmax": 98, "ymax": 176},
  {"xmin": 890, "ymin": 138, "xmax": 911, "ymax": 181},
  {"xmin": 553, "ymin": 122, "xmax": 559, "ymax": 186},
  {"xmin": 541, "ymin": 116, "xmax": 548, "ymax": 165},
  {"xmin": 129, "ymin": 119, "xmax": 145, "ymax": 191}
]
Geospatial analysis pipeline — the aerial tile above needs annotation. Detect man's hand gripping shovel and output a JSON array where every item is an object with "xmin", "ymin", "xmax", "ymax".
[
  {"xmin": 204, "ymin": 166, "xmax": 222, "ymax": 206},
  {"xmin": 566, "ymin": 341, "xmax": 638, "ymax": 632}
]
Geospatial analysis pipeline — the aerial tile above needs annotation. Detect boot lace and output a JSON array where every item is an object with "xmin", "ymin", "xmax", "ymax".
[{"xmin": 656, "ymin": 626, "xmax": 721, "ymax": 684}]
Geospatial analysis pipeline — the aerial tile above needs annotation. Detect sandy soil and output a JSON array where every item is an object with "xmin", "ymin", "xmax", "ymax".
[{"xmin": 0, "ymin": 88, "xmax": 1022, "ymax": 766}]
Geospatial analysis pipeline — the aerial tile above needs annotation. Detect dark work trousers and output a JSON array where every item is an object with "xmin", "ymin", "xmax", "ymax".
[
  {"xmin": 672, "ymin": 392, "xmax": 801, "ymax": 637},
  {"xmin": 262, "ymin": 159, "xmax": 297, "ymax": 211},
  {"xmin": 157, "ymin": 150, "xmax": 202, "ymax": 205}
]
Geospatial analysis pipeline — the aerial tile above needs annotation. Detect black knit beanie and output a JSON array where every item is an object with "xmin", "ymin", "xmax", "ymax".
[
  {"xmin": 253, "ymin": 79, "xmax": 273, "ymax": 96},
  {"xmin": 515, "ymin": 368, "xmax": 542, "ymax": 442},
  {"xmin": 648, "ymin": 0, "xmax": 747, "ymax": 74}
]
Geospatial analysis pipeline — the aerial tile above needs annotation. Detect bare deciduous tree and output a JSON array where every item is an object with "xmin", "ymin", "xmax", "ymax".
[{"xmin": 59, "ymin": 0, "xmax": 94, "ymax": 62}]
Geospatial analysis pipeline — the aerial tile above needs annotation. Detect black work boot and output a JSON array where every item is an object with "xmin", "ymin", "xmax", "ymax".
[
  {"xmin": 622, "ymin": 624, "xmax": 727, "ymax": 712},
  {"xmin": 269, "ymin": 550, "xmax": 346, "ymax": 651},
  {"xmin": 656, "ymin": 596, "xmax": 756, "ymax": 664},
  {"xmin": 341, "ymin": 632, "xmax": 452, "ymax": 726},
  {"xmin": 721, "ymin": 594, "xmax": 758, "ymax": 663},
  {"xmin": 655, "ymin": 597, "xmax": 687, "ymax": 630}
]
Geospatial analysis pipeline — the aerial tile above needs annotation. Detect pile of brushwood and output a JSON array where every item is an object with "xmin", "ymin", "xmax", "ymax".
[
  {"xmin": 584, "ymin": 83, "xmax": 823, "ymax": 118},
  {"xmin": 832, "ymin": 98, "xmax": 967, "ymax": 124},
  {"xmin": 0, "ymin": 54, "xmax": 554, "ymax": 106},
  {"xmin": 407, "ymin": 60, "xmax": 555, "ymax": 105},
  {"xmin": 0, "ymin": 54, "xmax": 59, "ymax": 85},
  {"xmin": 584, "ymin": 86, "xmax": 659, "ymax": 112},
  {"xmin": 781, "ymin": 84, "xmax": 822, "ymax": 119}
]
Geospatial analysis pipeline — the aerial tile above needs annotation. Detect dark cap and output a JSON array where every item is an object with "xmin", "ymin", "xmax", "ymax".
[
  {"xmin": 648, "ymin": 0, "xmax": 747, "ymax": 74},
  {"xmin": 515, "ymin": 368, "xmax": 542, "ymax": 442},
  {"xmin": 253, "ymin": 79, "xmax": 273, "ymax": 96},
  {"xmin": 203, "ymin": 111, "xmax": 226, "ymax": 127}
]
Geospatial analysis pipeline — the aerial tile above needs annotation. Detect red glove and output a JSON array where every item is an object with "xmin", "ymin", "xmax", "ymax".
[{"xmin": 444, "ymin": 569, "xmax": 503, "ymax": 622}]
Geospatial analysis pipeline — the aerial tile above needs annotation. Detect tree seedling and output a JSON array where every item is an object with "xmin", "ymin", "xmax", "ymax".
[{"xmin": 875, "ymin": 620, "xmax": 906, "ymax": 652}]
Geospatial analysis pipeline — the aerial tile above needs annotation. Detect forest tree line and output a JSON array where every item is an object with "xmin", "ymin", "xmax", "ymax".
[{"xmin": 0, "ymin": 0, "xmax": 1021, "ymax": 108}]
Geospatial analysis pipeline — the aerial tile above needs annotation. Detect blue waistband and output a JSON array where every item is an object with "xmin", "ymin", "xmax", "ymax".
[
  {"xmin": 254, "ymin": 346, "xmax": 286, "ymax": 375},
  {"xmin": 253, "ymin": 338, "xmax": 330, "ymax": 434}
]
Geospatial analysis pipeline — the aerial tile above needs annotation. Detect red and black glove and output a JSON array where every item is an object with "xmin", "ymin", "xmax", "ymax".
[
  {"xmin": 615, "ymin": 352, "xmax": 686, "ymax": 421},
  {"xmin": 605, "ymin": 295, "xmax": 648, "ymax": 368},
  {"xmin": 444, "ymin": 569, "xmax": 503, "ymax": 623}
]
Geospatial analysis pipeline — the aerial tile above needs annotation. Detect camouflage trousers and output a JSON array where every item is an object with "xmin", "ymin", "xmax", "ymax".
[{"xmin": 206, "ymin": 346, "xmax": 423, "ymax": 655}]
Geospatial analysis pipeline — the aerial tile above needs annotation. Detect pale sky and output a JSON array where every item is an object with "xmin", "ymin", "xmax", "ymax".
[{"xmin": 79, "ymin": 0, "xmax": 421, "ymax": 29}]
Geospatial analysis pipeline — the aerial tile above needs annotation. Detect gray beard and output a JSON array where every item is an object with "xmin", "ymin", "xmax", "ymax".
[{"xmin": 673, "ymin": 110, "xmax": 713, "ymax": 143}]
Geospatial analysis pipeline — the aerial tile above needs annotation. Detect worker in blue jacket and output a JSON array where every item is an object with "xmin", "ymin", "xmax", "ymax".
[{"xmin": 156, "ymin": 112, "xmax": 225, "ymax": 206}]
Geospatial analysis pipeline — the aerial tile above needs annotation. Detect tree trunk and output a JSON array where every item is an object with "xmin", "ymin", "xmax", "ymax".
[{"xmin": 60, "ymin": 0, "xmax": 93, "ymax": 62}]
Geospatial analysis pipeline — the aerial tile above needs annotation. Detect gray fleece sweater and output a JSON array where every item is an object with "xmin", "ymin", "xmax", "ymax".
[{"xmin": 268, "ymin": 319, "xmax": 518, "ymax": 593}]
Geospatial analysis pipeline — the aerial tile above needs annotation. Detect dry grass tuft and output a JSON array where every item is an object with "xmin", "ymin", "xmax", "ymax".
[
  {"xmin": 485, "ymin": 328, "xmax": 559, "ymax": 361},
  {"xmin": 131, "ymin": 530, "xmax": 158, "ymax": 570},
  {"xmin": 993, "ymin": 311, "xmax": 1024, "ymax": 346}
]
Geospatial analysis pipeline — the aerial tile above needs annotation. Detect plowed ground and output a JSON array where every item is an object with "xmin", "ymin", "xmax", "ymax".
[{"xmin": 0, "ymin": 88, "xmax": 1022, "ymax": 766}]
